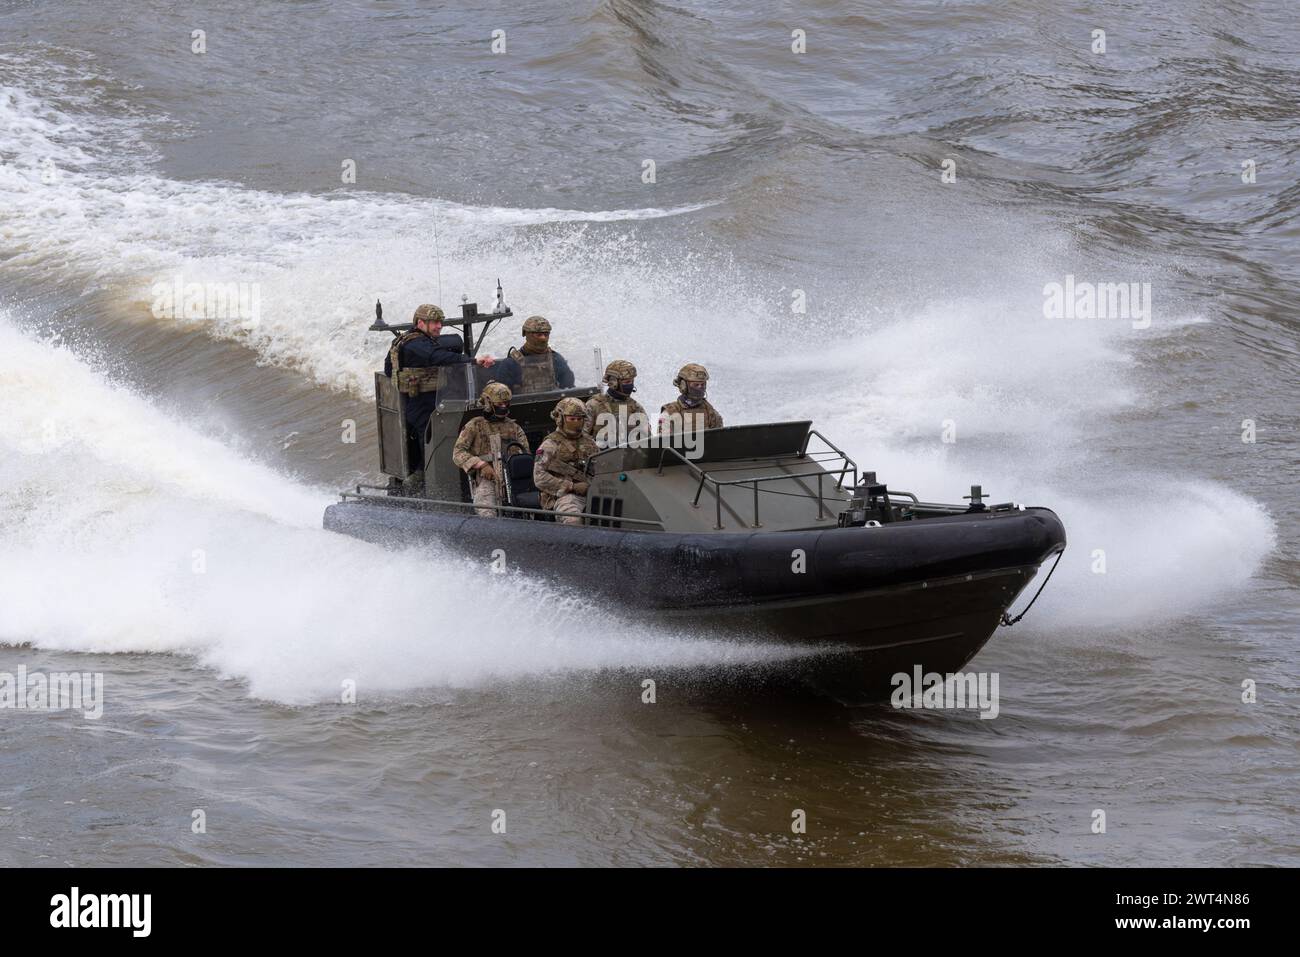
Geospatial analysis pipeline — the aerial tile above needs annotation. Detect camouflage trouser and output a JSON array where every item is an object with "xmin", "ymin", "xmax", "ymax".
[
  {"xmin": 552, "ymin": 493, "xmax": 585, "ymax": 526},
  {"xmin": 471, "ymin": 476, "xmax": 501, "ymax": 518}
]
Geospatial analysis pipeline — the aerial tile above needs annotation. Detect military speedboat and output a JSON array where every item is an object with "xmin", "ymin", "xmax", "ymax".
[{"xmin": 323, "ymin": 288, "xmax": 1066, "ymax": 699}]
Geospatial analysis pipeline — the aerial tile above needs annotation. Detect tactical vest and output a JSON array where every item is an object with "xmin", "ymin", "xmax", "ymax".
[
  {"xmin": 389, "ymin": 331, "xmax": 446, "ymax": 398},
  {"xmin": 660, "ymin": 398, "xmax": 722, "ymax": 435},
  {"xmin": 536, "ymin": 430, "xmax": 595, "ymax": 508},
  {"xmin": 509, "ymin": 347, "xmax": 558, "ymax": 394},
  {"xmin": 587, "ymin": 394, "xmax": 647, "ymax": 446},
  {"xmin": 463, "ymin": 418, "xmax": 527, "ymax": 463}
]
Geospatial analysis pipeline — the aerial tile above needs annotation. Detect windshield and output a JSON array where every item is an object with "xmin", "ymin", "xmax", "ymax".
[{"xmin": 437, "ymin": 357, "xmax": 600, "ymax": 410}]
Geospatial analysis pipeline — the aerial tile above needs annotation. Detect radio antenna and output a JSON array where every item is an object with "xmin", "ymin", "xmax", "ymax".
[{"xmin": 432, "ymin": 210, "xmax": 444, "ymax": 305}]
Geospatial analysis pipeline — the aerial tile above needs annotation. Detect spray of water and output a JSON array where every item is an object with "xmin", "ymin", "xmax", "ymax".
[{"xmin": 0, "ymin": 58, "xmax": 1278, "ymax": 702}]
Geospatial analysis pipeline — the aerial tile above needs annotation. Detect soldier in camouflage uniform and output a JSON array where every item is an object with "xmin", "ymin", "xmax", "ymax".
[
  {"xmin": 658, "ymin": 363, "xmax": 723, "ymax": 440},
  {"xmin": 452, "ymin": 383, "xmax": 530, "ymax": 518},
  {"xmin": 534, "ymin": 397, "xmax": 599, "ymax": 525},
  {"xmin": 491, "ymin": 315, "xmax": 575, "ymax": 394},
  {"xmin": 585, "ymin": 358, "xmax": 648, "ymax": 448}
]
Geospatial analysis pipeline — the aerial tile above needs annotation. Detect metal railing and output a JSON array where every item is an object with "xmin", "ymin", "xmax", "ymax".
[
  {"xmin": 341, "ymin": 486, "xmax": 664, "ymax": 528},
  {"xmin": 801, "ymin": 428, "xmax": 860, "ymax": 489},
  {"xmin": 648, "ymin": 435, "xmax": 860, "ymax": 530},
  {"xmin": 342, "ymin": 427, "xmax": 888, "ymax": 532}
]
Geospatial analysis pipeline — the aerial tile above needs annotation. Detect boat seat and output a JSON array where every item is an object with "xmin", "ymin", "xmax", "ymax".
[{"xmin": 504, "ymin": 446, "xmax": 550, "ymax": 519}]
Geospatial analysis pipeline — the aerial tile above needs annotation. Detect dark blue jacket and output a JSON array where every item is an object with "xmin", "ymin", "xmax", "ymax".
[{"xmin": 384, "ymin": 333, "xmax": 474, "ymax": 438}]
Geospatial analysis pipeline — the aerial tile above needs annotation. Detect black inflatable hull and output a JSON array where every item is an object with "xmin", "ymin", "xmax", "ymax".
[{"xmin": 323, "ymin": 502, "xmax": 1066, "ymax": 698}]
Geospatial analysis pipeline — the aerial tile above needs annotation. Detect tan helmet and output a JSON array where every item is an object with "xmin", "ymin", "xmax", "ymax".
[
  {"xmin": 551, "ymin": 396, "xmax": 586, "ymax": 423},
  {"xmin": 551, "ymin": 396, "xmax": 587, "ymax": 432},
  {"xmin": 479, "ymin": 382, "xmax": 513, "ymax": 413},
  {"xmin": 413, "ymin": 303, "xmax": 445, "ymax": 324},
  {"xmin": 522, "ymin": 315, "xmax": 552, "ymax": 335},
  {"xmin": 603, "ymin": 359, "xmax": 637, "ymax": 383},
  {"xmin": 672, "ymin": 363, "xmax": 709, "ymax": 391}
]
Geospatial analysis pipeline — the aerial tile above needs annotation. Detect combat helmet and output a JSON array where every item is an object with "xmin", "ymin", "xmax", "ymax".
[
  {"xmin": 673, "ymin": 363, "xmax": 709, "ymax": 395},
  {"xmin": 413, "ymin": 304, "xmax": 445, "ymax": 324},
  {"xmin": 522, "ymin": 315, "xmax": 552, "ymax": 335},
  {"xmin": 603, "ymin": 359, "xmax": 637, "ymax": 396},
  {"xmin": 479, "ymin": 382, "xmax": 513, "ymax": 417},
  {"xmin": 551, "ymin": 396, "xmax": 587, "ymax": 436},
  {"xmin": 603, "ymin": 359, "xmax": 637, "ymax": 384}
]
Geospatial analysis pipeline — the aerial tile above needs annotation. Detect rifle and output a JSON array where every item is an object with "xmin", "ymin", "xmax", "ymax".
[
  {"xmin": 487, "ymin": 433, "xmax": 508, "ymax": 505},
  {"xmin": 544, "ymin": 452, "xmax": 590, "ymax": 491}
]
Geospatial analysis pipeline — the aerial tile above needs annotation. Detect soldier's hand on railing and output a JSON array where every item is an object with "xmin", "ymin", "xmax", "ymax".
[
  {"xmin": 476, "ymin": 354, "xmax": 497, "ymax": 368},
  {"xmin": 570, "ymin": 481, "xmax": 589, "ymax": 496}
]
